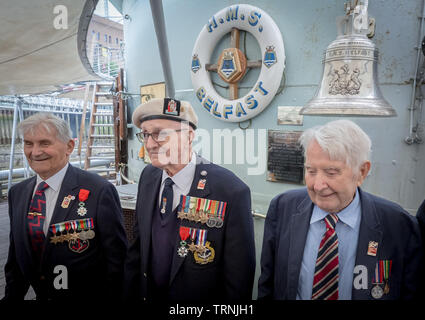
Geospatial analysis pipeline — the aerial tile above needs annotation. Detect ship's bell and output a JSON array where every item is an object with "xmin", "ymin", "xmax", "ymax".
[{"xmin": 300, "ymin": 1, "xmax": 396, "ymax": 116}]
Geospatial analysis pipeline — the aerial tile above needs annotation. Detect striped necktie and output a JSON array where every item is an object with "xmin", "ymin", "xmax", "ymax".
[
  {"xmin": 27, "ymin": 181, "xmax": 49, "ymax": 260},
  {"xmin": 312, "ymin": 213, "xmax": 339, "ymax": 300}
]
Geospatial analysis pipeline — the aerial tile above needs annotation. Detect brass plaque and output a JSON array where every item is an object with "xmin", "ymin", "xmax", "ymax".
[{"xmin": 267, "ymin": 130, "xmax": 304, "ymax": 184}]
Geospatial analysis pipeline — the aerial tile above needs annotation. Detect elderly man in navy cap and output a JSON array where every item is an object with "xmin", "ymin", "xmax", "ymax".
[{"xmin": 124, "ymin": 98, "xmax": 255, "ymax": 301}]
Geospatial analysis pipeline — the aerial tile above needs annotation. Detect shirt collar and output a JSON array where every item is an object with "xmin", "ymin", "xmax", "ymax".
[
  {"xmin": 36, "ymin": 163, "xmax": 69, "ymax": 193},
  {"xmin": 310, "ymin": 188, "xmax": 361, "ymax": 229},
  {"xmin": 161, "ymin": 152, "xmax": 197, "ymax": 191}
]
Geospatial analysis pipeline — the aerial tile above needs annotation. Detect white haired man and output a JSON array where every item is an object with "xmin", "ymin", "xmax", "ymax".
[
  {"xmin": 258, "ymin": 119, "xmax": 423, "ymax": 300},
  {"xmin": 3, "ymin": 113, "xmax": 127, "ymax": 300},
  {"xmin": 124, "ymin": 98, "xmax": 255, "ymax": 301}
]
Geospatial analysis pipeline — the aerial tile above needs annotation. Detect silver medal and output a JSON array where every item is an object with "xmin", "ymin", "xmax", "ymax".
[
  {"xmin": 177, "ymin": 245, "xmax": 188, "ymax": 257},
  {"xmin": 85, "ymin": 229, "xmax": 95, "ymax": 239},
  {"xmin": 78, "ymin": 231, "xmax": 88, "ymax": 241},
  {"xmin": 77, "ymin": 202, "xmax": 87, "ymax": 216},
  {"xmin": 214, "ymin": 217, "xmax": 223, "ymax": 228},
  {"xmin": 206, "ymin": 217, "xmax": 216, "ymax": 228},
  {"xmin": 371, "ymin": 284, "xmax": 384, "ymax": 299}
]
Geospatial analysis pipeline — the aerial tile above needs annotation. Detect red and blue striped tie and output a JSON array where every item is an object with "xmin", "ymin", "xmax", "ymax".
[
  {"xmin": 27, "ymin": 182, "xmax": 49, "ymax": 260},
  {"xmin": 312, "ymin": 213, "xmax": 339, "ymax": 300}
]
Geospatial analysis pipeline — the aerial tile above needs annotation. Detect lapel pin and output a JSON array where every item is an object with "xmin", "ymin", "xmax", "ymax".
[
  {"xmin": 200, "ymin": 170, "xmax": 207, "ymax": 176},
  {"xmin": 367, "ymin": 241, "xmax": 378, "ymax": 256},
  {"xmin": 61, "ymin": 195, "xmax": 74, "ymax": 209},
  {"xmin": 197, "ymin": 179, "xmax": 206, "ymax": 190}
]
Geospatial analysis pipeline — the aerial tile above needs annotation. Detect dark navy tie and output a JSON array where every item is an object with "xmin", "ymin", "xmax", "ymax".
[
  {"xmin": 160, "ymin": 178, "xmax": 174, "ymax": 217},
  {"xmin": 27, "ymin": 181, "xmax": 49, "ymax": 260}
]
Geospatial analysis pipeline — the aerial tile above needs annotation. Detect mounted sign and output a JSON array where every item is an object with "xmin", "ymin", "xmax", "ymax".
[{"xmin": 191, "ymin": 4, "xmax": 285, "ymax": 122}]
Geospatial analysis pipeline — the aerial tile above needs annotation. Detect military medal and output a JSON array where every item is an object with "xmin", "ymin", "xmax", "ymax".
[
  {"xmin": 215, "ymin": 201, "xmax": 226, "ymax": 228},
  {"xmin": 367, "ymin": 241, "xmax": 378, "ymax": 256},
  {"xmin": 194, "ymin": 229, "xmax": 207, "ymax": 254},
  {"xmin": 77, "ymin": 189, "xmax": 90, "ymax": 216},
  {"xmin": 371, "ymin": 263, "xmax": 384, "ymax": 299},
  {"xmin": 206, "ymin": 200, "xmax": 217, "ymax": 227},
  {"xmin": 371, "ymin": 260, "xmax": 392, "ymax": 299},
  {"xmin": 177, "ymin": 195, "xmax": 188, "ymax": 220},
  {"xmin": 371, "ymin": 284, "xmax": 384, "ymax": 299},
  {"xmin": 50, "ymin": 223, "xmax": 61, "ymax": 244},
  {"xmin": 194, "ymin": 241, "xmax": 215, "ymax": 265},
  {"xmin": 383, "ymin": 260, "xmax": 392, "ymax": 294},
  {"xmin": 161, "ymin": 197, "xmax": 167, "ymax": 214},
  {"xmin": 49, "ymin": 218, "xmax": 95, "ymax": 252},
  {"xmin": 188, "ymin": 228, "xmax": 198, "ymax": 252},
  {"xmin": 177, "ymin": 226, "xmax": 190, "ymax": 257},
  {"xmin": 61, "ymin": 195, "xmax": 75, "ymax": 209},
  {"xmin": 200, "ymin": 199, "xmax": 210, "ymax": 224}
]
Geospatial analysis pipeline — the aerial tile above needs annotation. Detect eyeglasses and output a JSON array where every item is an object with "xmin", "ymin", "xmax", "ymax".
[{"xmin": 136, "ymin": 129, "xmax": 188, "ymax": 144}]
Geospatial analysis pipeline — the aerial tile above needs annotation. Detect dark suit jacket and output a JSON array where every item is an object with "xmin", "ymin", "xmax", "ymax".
[
  {"xmin": 3, "ymin": 164, "xmax": 128, "ymax": 300},
  {"xmin": 258, "ymin": 188, "xmax": 423, "ymax": 300},
  {"xmin": 124, "ymin": 156, "xmax": 256, "ymax": 301}
]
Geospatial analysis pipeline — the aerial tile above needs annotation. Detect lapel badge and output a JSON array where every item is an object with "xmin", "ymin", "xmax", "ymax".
[
  {"xmin": 197, "ymin": 179, "xmax": 206, "ymax": 190},
  {"xmin": 61, "ymin": 195, "xmax": 75, "ymax": 209},
  {"xmin": 367, "ymin": 241, "xmax": 378, "ymax": 256},
  {"xmin": 200, "ymin": 170, "xmax": 207, "ymax": 176}
]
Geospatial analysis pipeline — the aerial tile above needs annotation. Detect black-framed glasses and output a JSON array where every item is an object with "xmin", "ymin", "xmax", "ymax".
[{"xmin": 136, "ymin": 129, "xmax": 188, "ymax": 144}]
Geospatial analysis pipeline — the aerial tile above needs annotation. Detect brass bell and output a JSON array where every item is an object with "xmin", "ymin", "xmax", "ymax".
[{"xmin": 300, "ymin": 1, "xmax": 396, "ymax": 117}]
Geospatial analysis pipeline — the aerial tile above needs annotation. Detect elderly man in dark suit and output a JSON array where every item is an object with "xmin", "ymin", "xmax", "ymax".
[
  {"xmin": 3, "ymin": 113, "xmax": 127, "ymax": 300},
  {"xmin": 258, "ymin": 119, "xmax": 423, "ymax": 300},
  {"xmin": 124, "ymin": 98, "xmax": 255, "ymax": 301}
]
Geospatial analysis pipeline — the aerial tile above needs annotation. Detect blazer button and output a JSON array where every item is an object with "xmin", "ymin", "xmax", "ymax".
[
  {"xmin": 40, "ymin": 276, "xmax": 46, "ymax": 281},
  {"xmin": 143, "ymin": 273, "xmax": 147, "ymax": 278},
  {"xmin": 143, "ymin": 297, "xmax": 146, "ymax": 301}
]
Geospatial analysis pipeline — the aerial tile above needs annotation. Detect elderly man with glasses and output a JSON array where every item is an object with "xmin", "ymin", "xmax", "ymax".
[{"xmin": 124, "ymin": 98, "xmax": 255, "ymax": 301}]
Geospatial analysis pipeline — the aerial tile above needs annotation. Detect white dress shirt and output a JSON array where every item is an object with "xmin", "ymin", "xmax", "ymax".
[
  {"xmin": 34, "ymin": 163, "xmax": 69, "ymax": 235},
  {"xmin": 159, "ymin": 152, "xmax": 197, "ymax": 211}
]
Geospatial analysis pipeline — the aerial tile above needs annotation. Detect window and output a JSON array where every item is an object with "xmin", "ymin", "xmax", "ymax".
[
  {"xmin": 104, "ymin": 34, "xmax": 108, "ymax": 42},
  {"xmin": 109, "ymin": 35, "xmax": 111, "ymax": 43},
  {"xmin": 97, "ymin": 32, "xmax": 100, "ymax": 40},
  {"xmin": 116, "ymin": 37, "xmax": 118, "ymax": 44}
]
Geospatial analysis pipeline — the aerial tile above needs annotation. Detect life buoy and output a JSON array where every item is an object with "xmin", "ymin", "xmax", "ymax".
[{"xmin": 191, "ymin": 4, "xmax": 285, "ymax": 122}]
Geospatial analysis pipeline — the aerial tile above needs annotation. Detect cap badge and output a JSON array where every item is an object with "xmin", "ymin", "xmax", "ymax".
[{"xmin": 163, "ymin": 98, "xmax": 180, "ymax": 116}]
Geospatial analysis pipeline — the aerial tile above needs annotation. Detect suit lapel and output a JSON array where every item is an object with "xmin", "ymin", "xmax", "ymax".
[
  {"xmin": 141, "ymin": 168, "xmax": 162, "ymax": 274},
  {"xmin": 351, "ymin": 188, "xmax": 382, "ymax": 300},
  {"xmin": 287, "ymin": 194, "xmax": 314, "ymax": 299},
  {"xmin": 169, "ymin": 159, "xmax": 211, "ymax": 286}
]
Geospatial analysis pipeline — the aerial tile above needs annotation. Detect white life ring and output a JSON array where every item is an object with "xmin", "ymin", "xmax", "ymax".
[{"xmin": 190, "ymin": 4, "xmax": 285, "ymax": 122}]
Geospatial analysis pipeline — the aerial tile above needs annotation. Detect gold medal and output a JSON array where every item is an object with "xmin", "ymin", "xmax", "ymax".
[
  {"xmin": 194, "ymin": 241, "xmax": 215, "ymax": 265},
  {"xmin": 384, "ymin": 280, "xmax": 390, "ymax": 294},
  {"xmin": 188, "ymin": 242, "xmax": 197, "ymax": 252}
]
